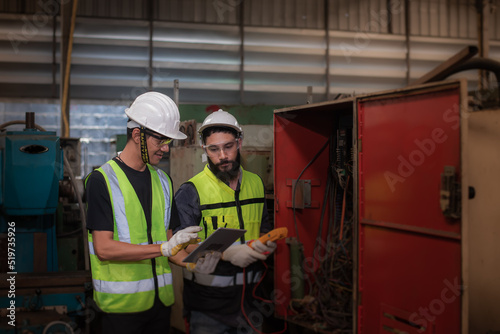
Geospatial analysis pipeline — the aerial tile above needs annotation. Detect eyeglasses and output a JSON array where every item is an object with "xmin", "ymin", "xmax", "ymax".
[
  {"xmin": 203, "ymin": 139, "xmax": 239, "ymax": 155},
  {"xmin": 145, "ymin": 130, "xmax": 173, "ymax": 147}
]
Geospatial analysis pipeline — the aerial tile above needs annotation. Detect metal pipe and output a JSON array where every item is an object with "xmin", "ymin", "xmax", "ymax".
[
  {"xmin": 476, "ymin": 0, "xmax": 490, "ymax": 91},
  {"xmin": 25, "ymin": 112, "xmax": 35, "ymax": 130},
  {"xmin": 288, "ymin": 237, "xmax": 305, "ymax": 300},
  {"xmin": 387, "ymin": 0, "xmax": 393, "ymax": 34},
  {"xmin": 441, "ymin": 57, "xmax": 500, "ymax": 104},
  {"xmin": 174, "ymin": 79, "xmax": 179, "ymax": 107},
  {"xmin": 410, "ymin": 46, "xmax": 478, "ymax": 87},
  {"xmin": 405, "ymin": 0, "xmax": 411, "ymax": 85},
  {"xmin": 0, "ymin": 120, "xmax": 46, "ymax": 132},
  {"xmin": 60, "ymin": 0, "xmax": 79, "ymax": 138},
  {"xmin": 324, "ymin": 0, "xmax": 331, "ymax": 101},
  {"xmin": 148, "ymin": 0, "xmax": 153, "ymax": 90},
  {"xmin": 239, "ymin": 1, "xmax": 245, "ymax": 104},
  {"xmin": 52, "ymin": 10, "xmax": 57, "ymax": 98}
]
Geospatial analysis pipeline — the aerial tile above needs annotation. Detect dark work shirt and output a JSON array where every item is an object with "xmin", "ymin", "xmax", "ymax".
[
  {"xmin": 85, "ymin": 157, "xmax": 180, "ymax": 233},
  {"xmin": 174, "ymin": 168, "xmax": 271, "ymax": 327}
]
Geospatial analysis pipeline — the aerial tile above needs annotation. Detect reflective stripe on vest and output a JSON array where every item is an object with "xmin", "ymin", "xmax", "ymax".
[
  {"xmin": 189, "ymin": 165, "xmax": 264, "ymax": 244},
  {"xmin": 87, "ymin": 160, "xmax": 175, "ymax": 313},
  {"xmin": 186, "ymin": 166, "xmax": 265, "ymax": 288},
  {"xmin": 182, "ymin": 269, "xmax": 262, "ymax": 287},
  {"xmin": 93, "ymin": 272, "xmax": 173, "ymax": 294},
  {"xmin": 101, "ymin": 162, "xmax": 172, "ymax": 238},
  {"xmin": 157, "ymin": 167, "xmax": 173, "ymax": 231},
  {"xmin": 101, "ymin": 163, "xmax": 130, "ymax": 243}
]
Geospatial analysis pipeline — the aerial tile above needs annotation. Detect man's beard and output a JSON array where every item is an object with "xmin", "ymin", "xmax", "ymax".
[{"xmin": 208, "ymin": 151, "xmax": 241, "ymax": 184}]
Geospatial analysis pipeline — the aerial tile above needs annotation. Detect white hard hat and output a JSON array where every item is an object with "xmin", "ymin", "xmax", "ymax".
[
  {"xmin": 125, "ymin": 91, "xmax": 187, "ymax": 140},
  {"xmin": 198, "ymin": 109, "xmax": 243, "ymax": 136}
]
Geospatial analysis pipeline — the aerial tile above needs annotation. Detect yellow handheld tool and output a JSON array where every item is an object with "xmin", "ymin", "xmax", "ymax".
[{"xmin": 248, "ymin": 227, "xmax": 288, "ymax": 248}]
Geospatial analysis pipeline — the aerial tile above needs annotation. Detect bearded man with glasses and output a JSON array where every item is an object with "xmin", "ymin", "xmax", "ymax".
[{"xmin": 171, "ymin": 109, "xmax": 276, "ymax": 334}]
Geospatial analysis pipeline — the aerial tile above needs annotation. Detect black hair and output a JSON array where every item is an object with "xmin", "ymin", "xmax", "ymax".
[
  {"xmin": 126, "ymin": 127, "xmax": 135, "ymax": 141},
  {"xmin": 202, "ymin": 126, "xmax": 239, "ymax": 144}
]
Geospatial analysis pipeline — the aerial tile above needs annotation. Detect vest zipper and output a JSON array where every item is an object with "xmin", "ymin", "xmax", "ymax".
[
  {"xmin": 202, "ymin": 218, "xmax": 208, "ymax": 240},
  {"xmin": 234, "ymin": 189, "xmax": 245, "ymax": 244}
]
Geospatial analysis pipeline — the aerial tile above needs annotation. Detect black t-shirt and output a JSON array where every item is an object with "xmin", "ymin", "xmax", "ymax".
[{"xmin": 85, "ymin": 157, "xmax": 180, "ymax": 233}]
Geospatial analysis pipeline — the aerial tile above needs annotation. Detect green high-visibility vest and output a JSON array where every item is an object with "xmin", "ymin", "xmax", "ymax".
[
  {"xmin": 189, "ymin": 165, "xmax": 264, "ymax": 244},
  {"xmin": 87, "ymin": 160, "xmax": 174, "ymax": 313},
  {"xmin": 182, "ymin": 165, "xmax": 266, "ymax": 313}
]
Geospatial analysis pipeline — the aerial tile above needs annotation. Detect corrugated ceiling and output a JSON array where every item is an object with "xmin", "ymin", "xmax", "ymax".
[{"xmin": 0, "ymin": 0, "xmax": 499, "ymax": 105}]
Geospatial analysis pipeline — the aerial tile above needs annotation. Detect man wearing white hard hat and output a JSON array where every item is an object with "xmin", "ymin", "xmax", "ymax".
[
  {"xmin": 172, "ymin": 109, "xmax": 276, "ymax": 333},
  {"xmin": 85, "ymin": 91, "xmax": 202, "ymax": 333}
]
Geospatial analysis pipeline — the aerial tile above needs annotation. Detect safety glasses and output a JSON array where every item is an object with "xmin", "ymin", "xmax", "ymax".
[
  {"xmin": 144, "ymin": 129, "xmax": 173, "ymax": 147},
  {"xmin": 203, "ymin": 139, "xmax": 239, "ymax": 156}
]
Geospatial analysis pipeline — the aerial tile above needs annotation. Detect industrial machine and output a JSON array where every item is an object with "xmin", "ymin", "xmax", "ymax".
[
  {"xmin": 273, "ymin": 79, "xmax": 500, "ymax": 333},
  {"xmin": 0, "ymin": 112, "xmax": 91, "ymax": 334}
]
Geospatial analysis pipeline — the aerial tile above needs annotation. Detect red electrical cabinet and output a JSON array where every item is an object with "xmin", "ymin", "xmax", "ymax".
[{"xmin": 273, "ymin": 79, "xmax": 500, "ymax": 333}]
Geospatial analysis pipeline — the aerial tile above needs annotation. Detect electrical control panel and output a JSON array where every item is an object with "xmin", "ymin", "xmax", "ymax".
[{"xmin": 273, "ymin": 80, "xmax": 500, "ymax": 333}]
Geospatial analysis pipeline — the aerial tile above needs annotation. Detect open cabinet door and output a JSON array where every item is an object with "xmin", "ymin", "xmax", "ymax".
[
  {"xmin": 463, "ymin": 108, "xmax": 500, "ymax": 333},
  {"xmin": 357, "ymin": 81, "xmax": 465, "ymax": 333}
]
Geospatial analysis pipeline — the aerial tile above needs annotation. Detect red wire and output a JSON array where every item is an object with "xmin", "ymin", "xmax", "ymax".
[
  {"xmin": 241, "ymin": 261, "xmax": 288, "ymax": 334},
  {"xmin": 339, "ymin": 175, "xmax": 350, "ymax": 241}
]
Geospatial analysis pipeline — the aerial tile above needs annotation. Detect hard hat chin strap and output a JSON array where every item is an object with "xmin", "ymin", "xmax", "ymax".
[{"xmin": 139, "ymin": 126, "xmax": 150, "ymax": 164}]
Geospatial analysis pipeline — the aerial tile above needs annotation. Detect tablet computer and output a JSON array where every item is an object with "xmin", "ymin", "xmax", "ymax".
[{"xmin": 182, "ymin": 227, "xmax": 246, "ymax": 263}]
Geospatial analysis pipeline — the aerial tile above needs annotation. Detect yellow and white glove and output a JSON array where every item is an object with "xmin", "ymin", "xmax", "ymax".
[
  {"xmin": 186, "ymin": 252, "xmax": 221, "ymax": 274},
  {"xmin": 161, "ymin": 226, "xmax": 202, "ymax": 257},
  {"xmin": 222, "ymin": 244, "xmax": 266, "ymax": 268},
  {"xmin": 251, "ymin": 240, "xmax": 277, "ymax": 259}
]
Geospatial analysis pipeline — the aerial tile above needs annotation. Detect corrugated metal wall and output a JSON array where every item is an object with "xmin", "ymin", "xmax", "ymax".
[
  {"xmin": 1, "ymin": 0, "xmax": 496, "ymax": 37},
  {"xmin": 0, "ymin": 100, "xmax": 127, "ymax": 175},
  {"xmin": 0, "ymin": 0, "xmax": 498, "ymax": 105},
  {"xmin": 0, "ymin": 0, "xmax": 499, "ymax": 173}
]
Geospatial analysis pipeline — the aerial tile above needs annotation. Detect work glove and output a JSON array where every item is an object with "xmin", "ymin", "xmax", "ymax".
[
  {"xmin": 251, "ymin": 240, "xmax": 277, "ymax": 258},
  {"xmin": 186, "ymin": 252, "xmax": 221, "ymax": 274},
  {"xmin": 161, "ymin": 226, "xmax": 202, "ymax": 257},
  {"xmin": 222, "ymin": 244, "xmax": 266, "ymax": 268}
]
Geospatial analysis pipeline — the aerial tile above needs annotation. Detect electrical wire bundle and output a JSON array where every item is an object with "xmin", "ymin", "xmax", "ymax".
[{"xmin": 289, "ymin": 131, "xmax": 354, "ymax": 333}]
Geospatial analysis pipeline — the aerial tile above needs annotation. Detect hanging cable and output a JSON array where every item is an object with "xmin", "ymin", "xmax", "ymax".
[
  {"xmin": 314, "ymin": 134, "xmax": 334, "ymax": 264},
  {"xmin": 241, "ymin": 264, "xmax": 288, "ymax": 334},
  {"xmin": 339, "ymin": 175, "xmax": 350, "ymax": 241},
  {"xmin": 291, "ymin": 125, "xmax": 354, "ymax": 331},
  {"xmin": 292, "ymin": 138, "xmax": 330, "ymax": 244}
]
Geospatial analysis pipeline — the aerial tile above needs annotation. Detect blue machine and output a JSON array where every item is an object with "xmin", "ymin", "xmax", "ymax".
[
  {"xmin": 0, "ymin": 113, "xmax": 91, "ymax": 334},
  {"xmin": 1, "ymin": 129, "xmax": 63, "ymax": 216},
  {"xmin": 0, "ymin": 127, "xmax": 63, "ymax": 272}
]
